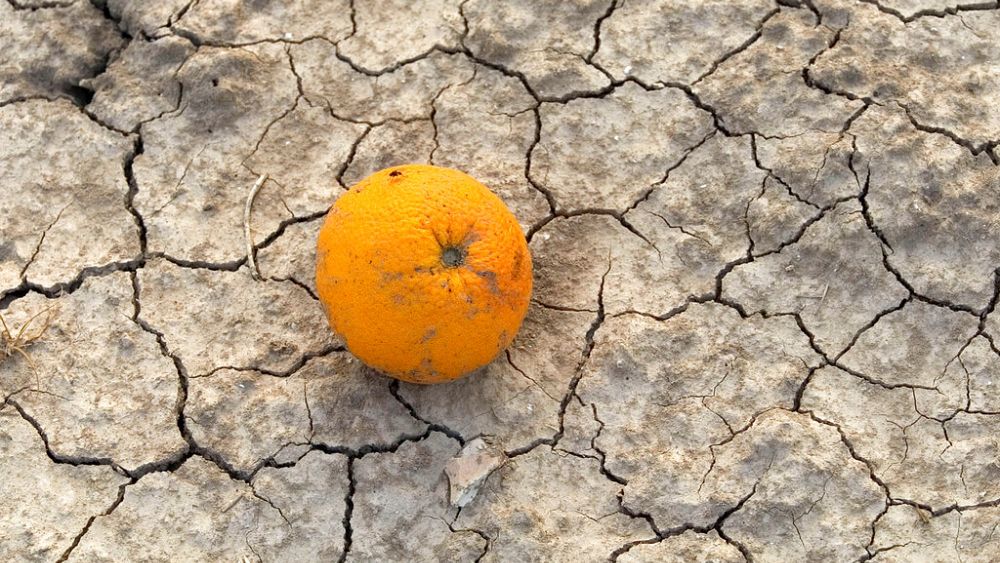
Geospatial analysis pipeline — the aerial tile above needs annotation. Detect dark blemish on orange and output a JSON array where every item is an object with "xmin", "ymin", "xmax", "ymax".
[
  {"xmin": 461, "ymin": 228, "xmax": 481, "ymax": 245},
  {"xmin": 380, "ymin": 271, "xmax": 404, "ymax": 283},
  {"xmin": 389, "ymin": 170, "xmax": 402, "ymax": 177},
  {"xmin": 511, "ymin": 248, "xmax": 524, "ymax": 279},
  {"xmin": 421, "ymin": 327, "xmax": 437, "ymax": 343},
  {"xmin": 475, "ymin": 270, "xmax": 501, "ymax": 295},
  {"xmin": 405, "ymin": 358, "xmax": 440, "ymax": 384}
]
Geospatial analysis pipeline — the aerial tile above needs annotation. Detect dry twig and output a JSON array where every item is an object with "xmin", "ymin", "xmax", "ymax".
[
  {"xmin": 0, "ymin": 306, "xmax": 55, "ymax": 389},
  {"xmin": 244, "ymin": 173, "xmax": 268, "ymax": 281}
]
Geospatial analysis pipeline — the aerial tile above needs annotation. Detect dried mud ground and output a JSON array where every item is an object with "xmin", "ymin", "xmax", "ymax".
[{"xmin": 2, "ymin": 0, "xmax": 1000, "ymax": 561}]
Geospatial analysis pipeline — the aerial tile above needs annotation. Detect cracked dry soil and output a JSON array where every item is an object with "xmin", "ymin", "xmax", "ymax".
[{"xmin": 2, "ymin": 0, "xmax": 1000, "ymax": 561}]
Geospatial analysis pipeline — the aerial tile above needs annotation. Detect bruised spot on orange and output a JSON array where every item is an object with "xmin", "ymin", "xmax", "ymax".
[
  {"xmin": 315, "ymin": 164, "xmax": 533, "ymax": 384},
  {"xmin": 475, "ymin": 270, "xmax": 501, "ymax": 296},
  {"xmin": 511, "ymin": 248, "xmax": 524, "ymax": 279}
]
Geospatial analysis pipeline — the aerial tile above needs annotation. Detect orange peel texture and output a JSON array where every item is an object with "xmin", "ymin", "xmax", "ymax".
[{"xmin": 315, "ymin": 164, "xmax": 532, "ymax": 384}]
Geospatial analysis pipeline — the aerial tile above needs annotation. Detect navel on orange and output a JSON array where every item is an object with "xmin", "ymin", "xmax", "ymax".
[{"xmin": 315, "ymin": 164, "xmax": 532, "ymax": 384}]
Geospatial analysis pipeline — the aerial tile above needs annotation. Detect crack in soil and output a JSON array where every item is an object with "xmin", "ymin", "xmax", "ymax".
[
  {"xmin": 6, "ymin": 2, "xmax": 1000, "ymax": 559},
  {"xmin": 857, "ymin": 0, "xmax": 1000, "ymax": 23}
]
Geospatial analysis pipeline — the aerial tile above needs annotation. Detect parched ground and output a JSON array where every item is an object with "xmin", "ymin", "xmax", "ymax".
[{"xmin": 2, "ymin": 0, "xmax": 1000, "ymax": 561}]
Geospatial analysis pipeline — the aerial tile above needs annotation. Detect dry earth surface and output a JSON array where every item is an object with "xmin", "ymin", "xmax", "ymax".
[{"xmin": 2, "ymin": 0, "xmax": 1000, "ymax": 561}]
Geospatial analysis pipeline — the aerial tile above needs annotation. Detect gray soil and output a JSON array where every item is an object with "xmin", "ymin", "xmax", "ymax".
[{"xmin": 2, "ymin": 0, "xmax": 1000, "ymax": 561}]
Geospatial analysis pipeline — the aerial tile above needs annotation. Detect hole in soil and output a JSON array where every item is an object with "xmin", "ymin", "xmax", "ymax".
[{"xmin": 64, "ymin": 85, "xmax": 94, "ymax": 106}]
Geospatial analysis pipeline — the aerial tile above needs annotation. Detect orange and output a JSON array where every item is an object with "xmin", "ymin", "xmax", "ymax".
[{"xmin": 315, "ymin": 164, "xmax": 532, "ymax": 384}]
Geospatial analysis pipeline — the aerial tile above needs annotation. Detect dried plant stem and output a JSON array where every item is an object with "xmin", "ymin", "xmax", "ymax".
[{"xmin": 244, "ymin": 173, "xmax": 268, "ymax": 281}]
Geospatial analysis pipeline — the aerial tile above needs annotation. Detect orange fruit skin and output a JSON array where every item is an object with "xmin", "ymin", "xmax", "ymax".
[{"xmin": 315, "ymin": 164, "xmax": 532, "ymax": 384}]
